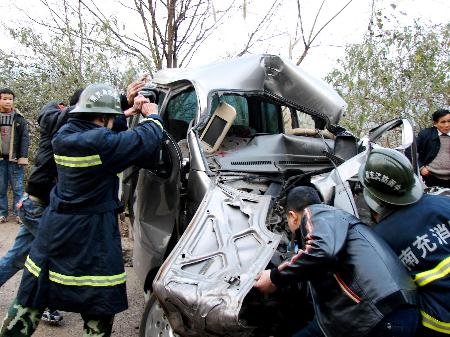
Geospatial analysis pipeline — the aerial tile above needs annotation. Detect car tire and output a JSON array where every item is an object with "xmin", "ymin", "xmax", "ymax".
[{"xmin": 139, "ymin": 293, "xmax": 178, "ymax": 337}]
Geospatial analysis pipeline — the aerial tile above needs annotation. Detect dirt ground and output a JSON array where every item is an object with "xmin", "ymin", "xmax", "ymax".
[{"xmin": 0, "ymin": 216, "xmax": 144, "ymax": 337}]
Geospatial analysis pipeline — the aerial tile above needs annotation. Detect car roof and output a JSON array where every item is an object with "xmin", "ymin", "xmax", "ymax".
[{"xmin": 153, "ymin": 54, "xmax": 347, "ymax": 125}]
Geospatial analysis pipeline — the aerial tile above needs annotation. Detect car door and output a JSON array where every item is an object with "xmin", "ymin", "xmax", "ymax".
[{"xmin": 131, "ymin": 86, "xmax": 199, "ymax": 289}]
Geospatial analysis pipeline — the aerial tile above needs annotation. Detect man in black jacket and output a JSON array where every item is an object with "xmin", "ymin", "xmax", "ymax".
[
  {"xmin": 254, "ymin": 186, "xmax": 418, "ymax": 337},
  {"xmin": 417, "ymin": 108, "xmax": 450, "ymax": 188}
]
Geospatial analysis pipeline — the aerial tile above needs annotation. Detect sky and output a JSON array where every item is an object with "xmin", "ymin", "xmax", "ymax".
[{"xmin": 0, "ymin": 0, "xmax": 448, "ymax": 79}]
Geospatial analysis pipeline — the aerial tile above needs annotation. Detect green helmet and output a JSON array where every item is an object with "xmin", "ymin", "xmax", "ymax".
[
  {"xmin": 358, "ymin": 148, "xmax": 423, "ymax": 208},
  {"xmin": 70, "ymin": 83, "xmax": 122, "ymax": 115}
]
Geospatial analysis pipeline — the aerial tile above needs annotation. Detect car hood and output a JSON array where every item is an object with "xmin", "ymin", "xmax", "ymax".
[
  {"xmin": 152, "ymin": 183, "xmax": 281, "ymax": 336},
  {"xmin": 154, "ymin": 54, "xmax": 346, "ymax": 126}
]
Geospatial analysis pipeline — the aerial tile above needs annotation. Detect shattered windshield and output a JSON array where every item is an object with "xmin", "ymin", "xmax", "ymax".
[{"xmin": 208, "ymin": 94, "xmax": 283, "ymax": 137}]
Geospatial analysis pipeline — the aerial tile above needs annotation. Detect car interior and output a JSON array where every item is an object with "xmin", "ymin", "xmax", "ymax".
[{"xmin": 160, "ymin": 87, "xmax": 358, "ymax": 175}]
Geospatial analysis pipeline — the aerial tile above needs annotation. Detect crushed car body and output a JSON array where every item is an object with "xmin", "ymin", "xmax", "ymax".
[{"xmin": 124, "ymin": 54, "xmax": 417, "ymax": 337}]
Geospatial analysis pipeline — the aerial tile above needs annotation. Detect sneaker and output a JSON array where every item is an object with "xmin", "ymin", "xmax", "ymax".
[
  {"xmin": 16, "ymin": 216, "xmax": 21, "ymax": 224},
  {"xmin": 0, "ymin": 216, "xmax": 6, "ymax": 223},
  {"xmin": 41, "ymin": 309, "xmax": 63, "ymax": 325}
]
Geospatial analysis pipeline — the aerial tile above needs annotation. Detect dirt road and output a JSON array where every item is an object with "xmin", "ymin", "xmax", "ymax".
[{"xmin": 0, "ymin": 219, "xmax": 144, "ymax": 337}]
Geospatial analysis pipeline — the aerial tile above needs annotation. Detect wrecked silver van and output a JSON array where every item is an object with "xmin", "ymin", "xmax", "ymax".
[{"xmin": 123, "ymin": 54, "xmax": 416, "ymax": 337}]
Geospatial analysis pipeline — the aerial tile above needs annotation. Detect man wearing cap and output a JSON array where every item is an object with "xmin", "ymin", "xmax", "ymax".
[
  {"xmin": 0, "ymin": 83, "xmax": 164, "ymax": 337},
  {"xmin": 254, "ymin": 185, "xmax": 418, "ymax": 337},
  {"xmin": 359, "ymin": 148, "xmax": 450, "ymax": 337}
]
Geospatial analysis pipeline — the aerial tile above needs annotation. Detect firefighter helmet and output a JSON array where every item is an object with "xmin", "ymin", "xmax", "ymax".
[
  {"xmin": 70, "ymin": 83, "xmax": 122, "ymax": 115},
  {"xmin": 358, "ymin": 148, "xmax": 423, "ymax": 207}
]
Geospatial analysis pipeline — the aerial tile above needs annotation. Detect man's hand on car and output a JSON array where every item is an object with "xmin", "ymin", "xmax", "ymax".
[
  {"xmin": 127, "ymin": 76, "xmax": 147, "ymax": 106},
  {"xmin": 132, "ymin": 95, "xmax": 149, "ymax": 111},
  {"xmin": 254, "ymin": 269, "xmax": 277, "ymax": 294},
  {"xmin": 141, "ymin": 102, "xmax": 158, "ymax": 117}
]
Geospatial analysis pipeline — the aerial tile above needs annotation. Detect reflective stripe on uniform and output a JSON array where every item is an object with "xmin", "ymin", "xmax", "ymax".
[
  {"xmin": 421, "ymin": 310, "xmax": 450, "ymax": 334},
  {"xmin": 140, "ymin": 117, "xmax": 163, "ymax": 131},
  {"xmin": 49, "ymin": 270, "xmax": 127, "ymax": 287},
  {"xmin": 414, "ymin": 256, "xmax": 450, "ymax": 287},
  {"xmin": 24, "ymin": 256, "xmax": 41, "ymax": 278},
  {"xmin": 54, "ymin": 154, "xmax": 102, "ymax": 168}
]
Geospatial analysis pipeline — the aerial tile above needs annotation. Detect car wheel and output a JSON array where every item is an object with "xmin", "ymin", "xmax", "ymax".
[{"xmin": 139, "ymin": 293, "xmax": 178, "ymax": 337}]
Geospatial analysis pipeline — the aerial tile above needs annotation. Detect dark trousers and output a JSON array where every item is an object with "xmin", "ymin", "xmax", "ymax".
[
  {"xmin": 367, "ymin": 306, "xmax": 419, "ymax": 337},
  {"xmin": 292, "ymin": 319, "xmax": 323, "ymax": 337},
  {"xmin": 293, "ymin": 306, "xmax": 419, "ymax": 337}
]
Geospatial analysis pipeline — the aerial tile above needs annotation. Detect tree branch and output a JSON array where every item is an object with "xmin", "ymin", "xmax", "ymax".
[{"xmin": 236, "ymin": 0, "xmax": 280, "ymax": 56}]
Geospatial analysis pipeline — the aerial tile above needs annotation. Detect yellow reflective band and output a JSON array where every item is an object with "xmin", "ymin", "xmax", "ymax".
[
  {"xmin": 421, "ymin": 310, "xmax": 450, "ymax": 334},
  {"xmin": 54, "ymin": 154, "xmax": 102, "ymax": 168},
  {"xmin": 141, "ymin": 117, "xmax": 163, "ymax": 131},
  {"xmin": 49, "ymin": 270, "xmax": 127, "ymax": 287},
  {"xmin": 414, "ymin": 256, "xmax": 450, "ymax": 287},
  {"xmin": 24, "ymin": 256, "xmax": 41, "ymax": 278}
]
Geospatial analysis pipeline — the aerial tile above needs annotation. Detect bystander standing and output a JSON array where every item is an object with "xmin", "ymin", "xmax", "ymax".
[
  {"xmin": 0, "ymin": 88, "xmax": 29, "ymax": 223},
  {"xmin": 417, "ymin": 108, "xmax": 450, "ymax": 188}
]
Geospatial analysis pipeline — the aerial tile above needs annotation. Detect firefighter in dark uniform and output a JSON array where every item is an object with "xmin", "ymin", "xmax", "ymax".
[
  {"xmin": 0, "ymin": 83, "xmax": 164, "ymax": 337},
  {"xmin": 359, "ymin": 148, "xmax": 450, "ymax": 337}
]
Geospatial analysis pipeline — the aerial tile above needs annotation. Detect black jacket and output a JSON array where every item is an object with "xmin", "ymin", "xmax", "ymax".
[
  {"xmin": 417, "ymin": 127, "xmax": 440, "ymax": 169},
  {"xmin": 270, "ymin": 204, "xmax": 417, "ymax": 337},
  {"xmin": 26, "ymin": 101, "xmax": 128, "ymax": 204},
  {"xmin": 0, "ymin": 110, "xmax": 29, "ymax": 163},
  {"xmin": 26, "ymin": 101, "xmax": 70, "ymax": 203},
  {"xmin": 374, "ymin": 194, "xmax": 450, "ymax": 335}
]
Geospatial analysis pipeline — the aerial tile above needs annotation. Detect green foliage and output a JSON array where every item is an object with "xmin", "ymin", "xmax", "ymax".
[
  {"xmin": 0, "ymin": 23, "xmax": 142, "ymax": 158},
  {"xmin": 326, "ymin": 22, "xmax": 449, "ymax": 137}
]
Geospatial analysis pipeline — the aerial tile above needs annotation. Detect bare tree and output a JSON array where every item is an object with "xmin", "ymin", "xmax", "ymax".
[
  {"xmin": 76, "ymin": 0, "xmax": 244, "ymax": 72},
  {"xmin": 11, "ymin": 0, "xmax": 231, "ymax": 73},
  {"xmin": 9, "ymin": 0, "xmax": 357, "ymax": 74},
  {"xmin": 81, "ymin": 0, "xmax": 287, "ymax": 70},
  {"xmin": 289, "ymin": 0, "xmax": 353, "ymax": 65},
  {"xmin": 18, "ymin": 0, "xmax": 288, "ymax": 73},
  {"xmin": 235, "ymin": 0, "xmax": 283, "ymax": 57}
]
